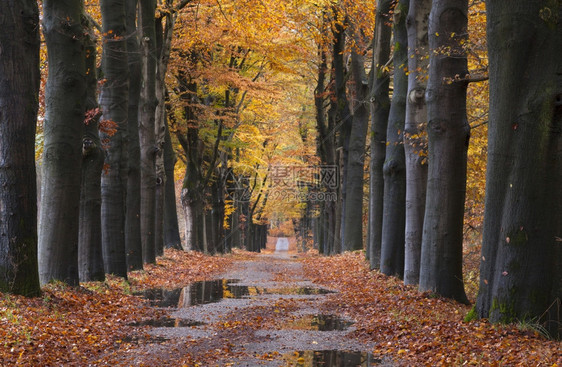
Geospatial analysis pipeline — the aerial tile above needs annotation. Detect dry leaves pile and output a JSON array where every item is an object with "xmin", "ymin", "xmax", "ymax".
[
  {"xmin": 302, "ymin": 252, "xmax": 562, "ymax": 366},
  {"xmin": 0, "ymin": 249, "xmax": 231, "ymax": 366}
]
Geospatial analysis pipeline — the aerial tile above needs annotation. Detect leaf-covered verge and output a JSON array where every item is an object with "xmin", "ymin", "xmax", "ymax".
[
  {"xmin": 302, "ymin": 252, "xmax": 561, "ymax": 366},
  {"xmin": 0, "ymin": 249, "xmax": 232, "ymax": 366}
]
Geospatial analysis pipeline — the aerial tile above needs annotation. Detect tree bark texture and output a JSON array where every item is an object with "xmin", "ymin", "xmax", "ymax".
[
  {"xmin": 380, "ymin": 0, "xmax": 408, "ymax": 277},
  {"xmin": 403, "ymin": 0, "xmax": 431, "ymax": 285},
  {"xmin": 100, "ymin": 0, "xmax": 129, "ymax": 277},
  {"xmin": 38, "ymin": 0, "xmax": 86, "ymax": 286},
  {"xmin": 163, "ymin": 121, "xmax": 182, "ymax": 249},
  {"xmin": 139, "ymin": 0, "xmax": 158, "ymax": 263},
  {"xmin": 78, "ymin": 16, "xmax": 105, "ymax": 282},
  {"xmin": 342, "ymin": 48, "xmax": 370, "ymax": 252},
  {"xmin": 125, "ymin": 0, "xmax": 144, "ymax": 271},
  {"xmin": 476, "ymin": 0, "xmax": 561, "ymax": 338},
  {"xmin": 419, "ymin": 0, "xmax": 469, "ymax": 304},
  {"xmin": 331, "ymin": 18, "xmax": 351, "ymax": 253},
  {"xmin": 0, "ymin": 0, "xmax": 42, "ymax": 296},
  {"xmin": 368, "ymin": 0, "xmax": 393, "ymax": 270}
]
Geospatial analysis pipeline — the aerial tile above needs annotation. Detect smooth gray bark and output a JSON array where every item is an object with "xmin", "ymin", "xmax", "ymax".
[
  {"xmin": 100, "ymin": 0, "xmax": 129, "ymax": 277},
  {"xmin": 163, "ymin": 121, "xmax": 182, "ymax": 249},
  {"xmin": 0, "ymin": 0, "xmax": 41, "ymax": 296},
  {"xmin": 125, "ymin": 0, "xmax": 144, "ymax": 271},
  {"xmin": 342, "ymin": 47, "xmax": 370, "ymax": 252},
  {"xmin": 419, "ymin": 0, "xmax": 469, "ymax": 304},
  {"xmin": 403, "ymin": 0, "xmax": 431, "ymax": 285},
  {"xmin": 78, "ymin": 16, "xmax": 105, "ymax": 282},
  {"xmin": 476, "ymin": 0, "xmax": 561, "ymax": 338},
  {"xmin": 38, "ymin": 0, "xmax": 86, "ymax": 286},
  {"xmin": 139, "ymin": 0, "xmax": 158, "ymax": 263},
  {"xmin": 368, "ymin": 0, "xmax": 393, "ymax": 269},
  {"xmin": 380, "ymin": 0, "xmax": 408, "ymax": 277}
]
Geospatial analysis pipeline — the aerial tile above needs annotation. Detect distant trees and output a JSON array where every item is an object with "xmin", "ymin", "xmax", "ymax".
[{"xmin": 0, "ymin": 0, "xmax": 42, "ymax": 296}]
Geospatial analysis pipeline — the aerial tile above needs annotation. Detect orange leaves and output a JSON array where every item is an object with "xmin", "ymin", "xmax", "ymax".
[{"xmin": 301, "ymin": 252, "xmax": 562, "ymax": 366}]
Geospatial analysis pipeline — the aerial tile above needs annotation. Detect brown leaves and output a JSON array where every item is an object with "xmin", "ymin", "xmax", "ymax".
[{"xmin": 302, "ymin": 252, "xmax": 562, "ymax": 366}]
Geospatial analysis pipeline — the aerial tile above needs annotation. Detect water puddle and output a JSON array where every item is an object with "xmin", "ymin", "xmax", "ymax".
[
  {"xmin": 284, "ymin": 350, "xmax": 380, "ymax": 366},
  {"xmin": 129, "ymin": 317, "xmax": 204, "ymax": 328},
  {"xmin": 284, "ymin": 314, "xmax": 354, "ymax": 331},
  {"xmin": 135, "ymin": 279, "xmax": 244, "ymax": 307},
  {"xmin": 136, "ymin": 280, "xmax": 333, "ymax": 308}
]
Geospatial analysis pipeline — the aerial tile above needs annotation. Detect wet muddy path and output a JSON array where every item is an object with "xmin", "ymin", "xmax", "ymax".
[{"xmin": 101, "ymin": 239, "xmax": 392, "ymax": 366}]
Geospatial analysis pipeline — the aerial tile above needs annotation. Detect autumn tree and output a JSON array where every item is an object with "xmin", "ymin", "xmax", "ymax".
[
  {"xmin": 125, "ymin": 0, "xmax": 144, "ymax": 271},
  {"xmin": 99, "ymin": 0, "xmax": 129, "ymax": 277},
  {"xmin": 380, "ymin": 0, "xmax": 408, "ymax": 277},
  {"xmin": 418, "ymin": 0, "xmax": 469, "ymax": 304},
  {"xmin": 38, "ymin": 0, "xmax": 86, "ymax": 285},
  {"xmin": 476, "ymin": 0, "xmax": 561, "ymax": 338},
  {"xmin": 0, "ymin": 0, "xmax": 42, "ymax": 296},
  {"xmin": 78, "ymin": 13, "xmax": 105, "ymax": 282},
  {"xmin": 139, "ymin": 0, "xmax": 158, "ymax": 263},
  {"xmin": 368, "ymin": 0, "xmax": 393, "ymax": 269},
  {"xmin": 402, "ymin": 0, "xmax": 430, "ymax": 285}
]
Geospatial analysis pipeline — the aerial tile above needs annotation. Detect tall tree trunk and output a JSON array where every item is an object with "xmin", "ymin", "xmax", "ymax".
[
  {"xmin": 100, "ymin": 0, "xmax": 129, "ymax": 277},
  {"xmin": 79, "ymin": 16, "xmax": 105, "ymax": 282},
  {"xmin": 0, "ymin": 0, "xmax": 41, "ymax": 296},
  {"xmin": 331, "ymin": 17, "xmax": 351, "ymax": 253},
  {"xmin": 38, "ymin": 0, "xmax": 86, "ymax": 286},
  {"xmin": 403, "ymin": 0, "xmax": 431, "ymax": 285},
  {"xmin": 139, "ymin": 0, "xmax": 158, "ymax": 263},
  {"xmin": 163, "ymin": 120, "xmax": 182, "ymax": 249},
  {"xmin": 419, "ymin": 0, "xmax": 469, "ymax": 304},
  {"xmin": 368, "ymin": 0, "xmax": 393, "ymax": 269},
  {"xmin": 342, "ymin": 47, "xmax": 370, "ymax": 252},
  {"xmin": 380, "ymin": 0, "xmax": 408, "ymax": 277},
  {"xmin": 125, "ymin": 0, "xmax": 144, "ymax": 271},
  {"xmin": 314, "ymin": 42, "xmax": 337, "ymax": 256},
  {"xmin": 476, "ymin": 1, "xmax": 561, "ymax": 338}
]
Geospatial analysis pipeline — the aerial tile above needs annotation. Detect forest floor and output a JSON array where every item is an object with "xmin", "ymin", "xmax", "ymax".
[{"xmin": 0, "ymin": 238, "xmax": 561, "ymax": 366}]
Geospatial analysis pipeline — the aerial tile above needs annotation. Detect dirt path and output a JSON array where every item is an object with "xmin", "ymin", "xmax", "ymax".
[{"xmin": 100, "ymin": 238, "xmax": 393, "ymax": 366}]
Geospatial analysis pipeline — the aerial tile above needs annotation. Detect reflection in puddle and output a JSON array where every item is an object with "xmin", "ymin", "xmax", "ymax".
[
  {"xmin": 129, "ymin": 317, "xmax": 204, "ymax": 328},
  {"xmin": 285, "ymin": 314, "xmax": 353, "ymax": 331},
  {"xmin": 136, "ymin": 279, "xmax": 333, "ymax": 308},
  {"xmin": 284, "ymin": 350, "xmax": 380, "ymax": 366}
]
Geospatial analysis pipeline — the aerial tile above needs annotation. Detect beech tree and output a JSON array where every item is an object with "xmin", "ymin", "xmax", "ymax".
[
  {"xmin": 99, "ymin": 0, "xmax": 129, "ymax": 277},
  {"xmin": 38, "ymin": 0, "xmax": 86, "ymax": 286},
  {"xmin": 368, "ymin": 0, "xmax": 393, "ymax": 269},
  {"xmin": 402, "ymin": 0, "xmax": 430, "ymax": 285},
  {"xmin": 125, "ymin": 0, "xmax": 144, "ymax": 271},
  {"xmin": 342, "ymin": 30, "xmax": 371, "ymax": 252},
  {"xmin": 78, "ymin": 14, "xmax": 105, "ymax": 282},
  {"xmin": 0, "ymin": 0, "xmax": 41, "ymax": 296},
  {"xmin": 139, "ymin": 0, "xmax": 158, "ymax": 263},
  {"xmin": 476, "ymin": 1, "xmax": 561, "ymax": 338},
  {"xmin": 419, "ymin": 0, "xmax": 469, "ymax": 304},
  {"xmin": 380, "ymin": 0, "xmax": 408, "ymax": 277}
]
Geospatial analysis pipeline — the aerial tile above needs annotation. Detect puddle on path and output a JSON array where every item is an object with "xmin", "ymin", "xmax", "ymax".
[
  {"xmin": 136, "ymin": 279, "xmax": 333, "ymax": 308},
  {"xmin": 284, "ymin": 314, "xmax": 354, "ymax": 331},
  {"xmin": 129, "ymin": 317, "xmax": 204, "ymax": 328},
  {"xmin": 284, "ymin": 350, "xmax": 380, "ymax": 366}
]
